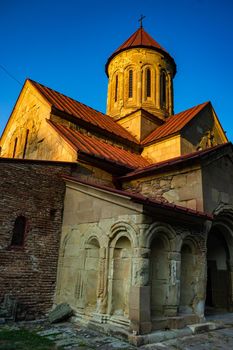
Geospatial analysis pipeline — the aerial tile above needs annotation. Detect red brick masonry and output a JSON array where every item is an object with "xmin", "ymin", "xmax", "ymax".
[{"xmin": 0, "ymin": 159, "xmax": 74, "ymax": 318}]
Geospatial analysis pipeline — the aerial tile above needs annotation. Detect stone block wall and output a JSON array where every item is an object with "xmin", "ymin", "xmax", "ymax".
[
  {"xmin": 0, "ymin": 159, "xmax": 73, "ymax": 317},
  {"xmin": 142, "ymin": 135, "xmax": 181, "ymax": 163},
  {"xmin": 56, "ymin": 179, "xmax": 208, "ymax": 334},
  {"xmin": 122, "ymin": 166, "xmax": 203, "ymax": 211},
  {"xmin": 202, "ymin": 155, "xmax": 233, "ymax": 213}
]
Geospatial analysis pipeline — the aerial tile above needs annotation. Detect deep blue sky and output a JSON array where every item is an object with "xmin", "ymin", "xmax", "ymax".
[{"xmin": 1, "ymin": 0, "xmax": 233, "ymax": 140}]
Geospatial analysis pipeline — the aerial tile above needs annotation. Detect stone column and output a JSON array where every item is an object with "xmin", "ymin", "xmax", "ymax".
[
  {"xmin": 129, "ymin": 248, "xmax": 152, "ymax": 334},
  {"xmin": 193, "ymin": 253, "xmax": 206, "ymax": 319},
  {"xmin": 155, "ymin": 66, "xmax": 160, "ymax": 109},
  {"xmin": 74, "ymin": 250, "xmax": 87, "ymax": 310},
  {"xmin": 164, "ymin": 252, "xmax": 180, "ymax": 316},
  {"xmin": 167, "ymin": 72, "xmax": 173, "ymax": 115},
  {"xmin": 92, "ymin": 247, "xmax": 109, "ymax": 323},
  {"xmin": 227, "ymin": 259, "xmax": 233, "ymax": 311},
  {"xmin": 118, "ymin": 70, "xmax": 124, "ymax": 114},
  {"xmin": 137, "ymin": 68, "xmax": 142, "ymax": 107}
]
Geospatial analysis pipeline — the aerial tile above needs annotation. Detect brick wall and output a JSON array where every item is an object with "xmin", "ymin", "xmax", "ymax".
[{"xmin": 0, "ymin": 159, "xmax": 74, "ymax": 318}]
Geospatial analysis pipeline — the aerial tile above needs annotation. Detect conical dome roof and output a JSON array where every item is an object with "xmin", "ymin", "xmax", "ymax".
[{"xmin": 106, "ymin": 27, "xmax": 176, "ymax": 76}]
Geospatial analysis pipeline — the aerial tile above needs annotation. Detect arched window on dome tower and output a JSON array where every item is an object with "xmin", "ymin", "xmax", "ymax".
[
  {"xmin": 114, "ymin": 75, "xmax": 118, "ymax": 102},
  {"xmin": 128, "ymin": 70, "xmax": 133, "ymax": 98},
  {"xmin": 146, "ymin": 68, "xmax": 151, "ymax": 98},
  {"xmin": 160, "ymin": 70, "xmax": 167, "ymax": 108}
]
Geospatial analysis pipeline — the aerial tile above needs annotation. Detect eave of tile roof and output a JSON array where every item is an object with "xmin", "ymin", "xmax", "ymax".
[
  {"xmin": 62, "ymin": 175, "xmax": 213, "ymax": 221},
  {"xmin": 142, "ymin": 101, "xmax": 210, "ymax": 145},
  {"xmin": 28, "ymin": 79, "xmax": 139, "ymax": 145},
  {"xmin": 0, "ymin": 157, "xmax": 76, "ymax": 166},
  {"xmin": 119, "ymin": 143, "xmax": 231, "ymax": 181},
  {"xmin": 48, "ymin": 120, "xmax": 150, "ymax": 170},
  {"xmin": 105, "ymin": 27, "xmax": 176, "ymax": 76}
]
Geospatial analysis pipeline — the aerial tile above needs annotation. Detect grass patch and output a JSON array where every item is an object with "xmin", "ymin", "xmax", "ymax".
[{"xmin": 0, "ymin": 329, "xmax": 63, "ymax": 350}]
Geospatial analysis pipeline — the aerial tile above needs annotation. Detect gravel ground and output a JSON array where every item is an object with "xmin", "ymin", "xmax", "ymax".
[{"xmin": 1, "ymin": 313, "xmax": 233, "ymax": 349}]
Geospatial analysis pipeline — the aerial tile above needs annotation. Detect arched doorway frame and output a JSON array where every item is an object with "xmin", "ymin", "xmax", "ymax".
[
  {"xmin": 83, "ymin": 236, "xmax": 101, "ymax": 314},
  {"xmin": 144, "ymin": 222, "xmax": 180, "ymax": 317},
  {"xmin": 205, "ymin": 205, "xmax": 233, "ymax": 313},
  {"xmin": 179, "ymin": 236, "xmax": 201, "ymax": 315},
  {"xmin": 107, "ymin": 221, "xmax": 138, "ymax": 319}
]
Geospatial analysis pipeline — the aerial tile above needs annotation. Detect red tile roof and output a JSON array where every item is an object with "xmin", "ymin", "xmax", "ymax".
[
  {"xmin": 63, "ymin": 175, "xmax": 213, "ymax": 221},
  {"xmin": 142, "ymin": 101, "xmax": 210, "ymax": 144},
  {"xmin": 106, "ymin": 28, "xmax": 176, "ymax": 75},
  {"xmin": 120, "ymin": 143, "xmax": 231, "ymax": 180},
  {"xmin": 48, "ymin": 120, "xmax": 150, "ymax": 169},
  {"xmin": 115, "ymin": 27, "xmax": 167, "ymax": 53},
  {"xmin": 29, "ymin": 79, "xmax": 138, "ymax": 144}
]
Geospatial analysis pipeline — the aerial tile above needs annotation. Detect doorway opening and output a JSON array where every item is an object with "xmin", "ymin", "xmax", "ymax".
[{"xmin": 205, "ymin": 229, "xmax": 231, "ymax": 314}]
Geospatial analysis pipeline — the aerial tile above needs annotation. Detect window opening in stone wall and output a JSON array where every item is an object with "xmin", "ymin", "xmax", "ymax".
[
  {"xmin": 128, "ymin": 70, "xmax": 133, "ymax": 98},
  {"xmin": 22, "ymin": 129, "xmax": 29, "ymax": 159},
  {"xmin": 12, "ymin": 137, "xmax": 18, "ymax": 158},
  {"xmin": 114, "ymin": 75, "xmax": 118, "ymax": 102},
  {"xmin": 146, "ymin": 68, "xmax": 151, "ymax": 98},
  {"xmin": 160, "ymin": 71, "xmax": 167, "ymax": 108},
  {"xmin": 11, "ymin": 216, "xmax": 27, "ymax": 246}
]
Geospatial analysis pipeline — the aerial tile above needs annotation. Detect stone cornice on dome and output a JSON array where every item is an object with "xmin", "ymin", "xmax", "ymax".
[{"xmin": 105, "ymin": 27, "xmax": 176, "ymax": 76}]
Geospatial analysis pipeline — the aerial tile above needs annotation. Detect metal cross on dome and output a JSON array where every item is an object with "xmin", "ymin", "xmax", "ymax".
[{"xmin": 138, "ymin": 15, "xmax": 146, "ymax": 28}]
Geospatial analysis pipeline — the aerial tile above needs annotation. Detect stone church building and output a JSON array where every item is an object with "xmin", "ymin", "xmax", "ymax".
[{"xmin": 1, "ymin": 26, "xmax": 233, "ymax": 341}]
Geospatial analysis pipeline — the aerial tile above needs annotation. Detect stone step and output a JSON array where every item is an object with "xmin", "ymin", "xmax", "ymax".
[{"xmin": 187, "ymin": 322, "xmax": 218, "ymax": 334}]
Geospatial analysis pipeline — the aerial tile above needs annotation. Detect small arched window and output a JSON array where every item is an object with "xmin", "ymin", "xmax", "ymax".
[
  {"xmin": 128, "ymin": 70, "xmax": 133, "ymax": 98},
  {"xmin": 160, "ymin": 71, "xmax": 167, "ymax": 107},
  {"xmin": 114, "ymin": 75, "xmax": 118, "ymax": 102},
  {"xmin": 146, "ymin": 68, "xmax": 151, "ymax": 98},
  {"xmin": 12, "ymin": 137, "xmax": 18, "ymax": 158},
  {"xmin": 11, "ymin": 216, "xmax": 27, "ymax": 246}
]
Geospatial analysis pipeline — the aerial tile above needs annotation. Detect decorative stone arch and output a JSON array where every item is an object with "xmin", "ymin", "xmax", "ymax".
[
  {"xmin": 145, "ymin": 222, "xmax": 179, "ymax": 317},
  {"xmin": 107, "ymin": 221, "xmax": 138, "ymax": 320},
  {"xmin": 205, "ymin": 204, "xmax": 233, "ymax": 312},
  {"xmin": 56, "ymin": 228, "xmax": 83, "ymax": 304},
  {"xmin": 83, "ymin": 236, "xmax": 101, "ymax": 314},
  {"xmin": 143, "ymin": 222, "xmax": 177, "ymax": 251},
  {"xmin": 60, "ymin": 228, "xmax": 79, "ymax": 258},
  {"xmin": 179, "ymin": 235, "xmax": 203, "ymax": 315},
  {"xmin": 211, "ymin": 204, "xmax": 233, "ymax": 259},
  {"xmin": 178, "ymin": 234, "xmax": 201, "ymax": 255},
  {"xmin": 80, "ymin": 225, "xmax": 107, "ymax": 249},
  {"xmin": 109, "ymin": 221, "xmax": 139, "ymax": 249}
]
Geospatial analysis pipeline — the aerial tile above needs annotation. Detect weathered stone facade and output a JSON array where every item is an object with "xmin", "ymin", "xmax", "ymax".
[
  {"xmin": 0, "ymin": 25, "xmax": 233, "ymax": 344},
  {"xmin": 55, "ymin": 179, "xmax": 209, "ymax": 335},
  {"xmin": 122, "ymin": 165, "xmax": 203, "ymax": 211}
]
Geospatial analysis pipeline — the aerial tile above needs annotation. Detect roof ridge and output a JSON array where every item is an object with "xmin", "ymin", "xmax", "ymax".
[
  {"xmin": 142, "ymin": 101, "xmax": 210, "ymax": 145},
  {"xmin": 120, "ymin": 142, "xmax": 231, "ymax": 180},
  {"xmin": 27, "ymin": 79, "xmax": 139, "ymax": 145},
  {"xmin": 28, "ymin": 78, "xmax": 108, "ymax": 116}
]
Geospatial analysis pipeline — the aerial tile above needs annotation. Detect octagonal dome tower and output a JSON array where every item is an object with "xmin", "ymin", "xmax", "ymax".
[{"xmin": 105, "ymin": 26, "xmax": 176, "ymax": 141}]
